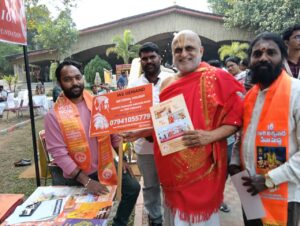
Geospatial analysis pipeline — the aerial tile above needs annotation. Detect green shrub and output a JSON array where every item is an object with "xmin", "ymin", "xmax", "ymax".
[{"xmin": 84, "ymin": 55, "xmax": 111, "ymax": 85}]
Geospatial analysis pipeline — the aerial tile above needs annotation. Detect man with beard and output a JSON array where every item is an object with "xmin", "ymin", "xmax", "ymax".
[
  {"xmin": 121, "ymin": 42, "xmax": 173, "ymax": 226},
  {"xmin": 44, "ymin": 61, "xmax": 140, "ymax": 226},
  {"xmin": 230, "ymin": 32, "xmax": 300, "ymax": 226},
  {"xmin": 153, "ymin": 30, "xmax": 244, "ymax": 226}
]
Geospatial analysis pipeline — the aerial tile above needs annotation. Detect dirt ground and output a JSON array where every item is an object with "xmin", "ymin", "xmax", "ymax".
[{"xmin": 0, "ymin": 110, "xmax": 44, "ymax": 197}]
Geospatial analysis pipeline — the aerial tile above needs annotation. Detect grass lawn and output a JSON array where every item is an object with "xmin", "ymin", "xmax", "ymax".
[
  {"xmin": 0, "ymin": 112, "xmax": 44, "ymax": 197},
  {"xmin": 0, "ymin": 111, "xmax": 136, "ymax": 225}
]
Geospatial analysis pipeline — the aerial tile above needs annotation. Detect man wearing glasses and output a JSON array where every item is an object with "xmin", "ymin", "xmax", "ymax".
[{"xmin": 282, "ymin": 24, "xmax": 300, "ymax": 79}]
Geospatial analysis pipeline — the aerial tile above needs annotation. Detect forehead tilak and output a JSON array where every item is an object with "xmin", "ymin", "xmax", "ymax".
[
  {"xmin": 252, "ymin": 40, "xmax": 278, "ymax": 51},
  {"xmin": 173, "ymin": 34, "xmax": 187, "ymax": 49}
]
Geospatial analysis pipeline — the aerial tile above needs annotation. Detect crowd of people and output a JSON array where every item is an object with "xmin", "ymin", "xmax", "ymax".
[{"xmin": 43, "ymin": 24, "xmax": 300, "ymax": 226}]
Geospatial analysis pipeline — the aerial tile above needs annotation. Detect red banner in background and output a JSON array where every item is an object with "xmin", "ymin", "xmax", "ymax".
[{"xmin": 0, "ymin": 0, "xmax": 27, "ymax": 45}]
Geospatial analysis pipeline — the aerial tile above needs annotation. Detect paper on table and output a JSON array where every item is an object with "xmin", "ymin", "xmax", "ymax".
[
  {"xmin": 5, "ymin": 198, "xmax": 66, "ymax": 224},
  {"xmin": 231, "ymin": 170, "xmax": 266, "ymax": 220}
]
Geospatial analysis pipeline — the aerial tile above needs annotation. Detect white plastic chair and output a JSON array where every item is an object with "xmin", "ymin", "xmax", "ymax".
[{"xmin": 4, "ymin": 92, "xmax": 20, "ymax": 119}]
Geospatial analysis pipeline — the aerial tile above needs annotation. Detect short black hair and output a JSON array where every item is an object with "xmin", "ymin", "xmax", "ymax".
[
  {"xmin": 240, "ymin": 58, "xmax": 249, "ymax": 67},
  {"xmin": 225, "ymin": 56, "xmax": 241, "ymax": 66},
  {"xmin": 282, "ymin": 24, "xmax": 300, "ymax": 41},
  {"xmin": 207, "ymin": 59, "xmax": 222, "ymax": 68},
  {"xmin": 248, "ymin": 32, "xmax": 287, "ymax": 60},
  {"xmin": 55, "ymin": 60, "xmax": 82, "ymax": 82},
  {"xmin": 139, "ymin": 42, "xmax": 161, "ymax": 57}
]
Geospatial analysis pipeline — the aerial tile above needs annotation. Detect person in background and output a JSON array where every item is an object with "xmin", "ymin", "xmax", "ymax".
[
  {"xmin": 225, "ymin": 56, "xmax": 247, "ymax": 85},
  {"xmin": 239, "ymin": 58, "xmax": 249, "ymax": 71},
  {"xmin": 122, "ymin": 42, "xmax": 174, "ymax": 226},
  {"xmin": 35, "ymin": 83, "xmax": 45, "ymax": 95},
  {"xmin": 239, "ymin": 58, "xmax": 254, "ymax": 91},
  {"xmin": 98, "ymin": 84, "xmax": 110, "ymax": 94},
  {"xmin": 117, "ymin": 71, "xmax": 128, "ymax": 89},
  {"xmin": 0, "ymin": 85, "xmax": 8, "ymax": 118},
  {"xmin": 207, "ymin": 59, "xmax": 222, "ymax": 68},
  {"xmin": 45, "ymin": 60, "xmax": 140, "ymax": 226},
  {"xmin": 0, "ymin": 85, "xmax": 7, "ymax": 102},
  {"xmin": 208, "ymin": 59, "xmax": 231, "ymax": 213},
  {"xmin": 282, "ymin": 24, "xmax": 300, "ymax": 79},
  {"xmin": 230, "ymin": 32, "xmax": 300, "ymax": 226},
  {"xmin": 155, "ymin": 30, "xmax": 244, "ymax": 226},
  {"xmin": 91, "ymin": 84, "xmax": 98, "ymax": 95},
  {"xmin": 52, "ymin": 84, "xmax": 62, "ymax": 102}
]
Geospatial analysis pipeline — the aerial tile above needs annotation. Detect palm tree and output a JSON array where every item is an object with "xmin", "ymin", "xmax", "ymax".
[
  {"xmin": 106, "ymin": 30, "xmax": 141, "ymax": 64},
  {"xmin": 218, "ymin": 42, "xmax": 249, "ymax": 61}
]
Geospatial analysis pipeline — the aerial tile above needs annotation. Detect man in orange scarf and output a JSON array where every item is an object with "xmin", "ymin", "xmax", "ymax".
[
  {"xmin": 230, "ymin": 33, "xmax": 300, "ymax": 226},
  {"xmin": 44, "ymin": 61, "xmax": 140, "ymax": 226},
  {"xmin": 154, "ymin": 30, "xmax": 244, "ymax": 225}
]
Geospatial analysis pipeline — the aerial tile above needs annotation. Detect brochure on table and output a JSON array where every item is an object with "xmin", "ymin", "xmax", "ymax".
[
  {"xmin": 4, "ymin": 186, "xmax": 116, "ymax": 225},
  {"xmin": 150, "ymin": 94, "xmax": 194, "ymax": 156}
]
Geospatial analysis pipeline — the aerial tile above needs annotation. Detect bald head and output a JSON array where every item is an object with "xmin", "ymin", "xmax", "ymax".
[
  {"xmin": 172, "ymin": 30, "xmax": 202, "ymax": 49},
  {"xmin": 172, "ymin": 30, "xmax": 203, "ymax": 75}
]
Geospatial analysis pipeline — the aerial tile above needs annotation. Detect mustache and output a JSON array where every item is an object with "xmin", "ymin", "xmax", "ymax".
[
  {"xmin": 144, "ymin": 63, "xmax": 155, "ymax": 67},
  {"xmin": 251, "ymin": 61, "xmax": 273, "ymax": 70},
  {"xmin": 71, "ymin": 85, "xmax": 82, "ymax": 89}
]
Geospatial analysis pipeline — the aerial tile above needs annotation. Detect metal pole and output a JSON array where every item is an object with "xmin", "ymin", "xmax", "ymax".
[{"xmin": 23, "ymin": 45, "xmax": 41, "ymax": 186}]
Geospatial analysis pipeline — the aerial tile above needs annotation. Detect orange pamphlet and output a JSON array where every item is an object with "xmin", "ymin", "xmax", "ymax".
[
  {"xmin": 66, "ymin": 201, "xmax": 112, "ymax": 219},
  {"xmin": 90, "ymin": 84, "xmax": 153, "ymax": 136},
  {"xmin": 150, "ymin": 94, "xmax": 194, "ymax": 155}
]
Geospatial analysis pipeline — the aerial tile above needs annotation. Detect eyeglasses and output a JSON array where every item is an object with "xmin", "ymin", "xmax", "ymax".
[{"xmin": 292, "ymin": 35, "xmax": 300, "ymax": 41}]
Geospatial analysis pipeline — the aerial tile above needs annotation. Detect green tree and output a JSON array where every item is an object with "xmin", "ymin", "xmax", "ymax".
[
  {"xmin": 26, "ymin": 3, "xmax": 52, "ymax": 50},
  {"xmin": 3, "ymin": 74, "xmax": 18, "ymax": 91},
  {"xmin": 84, "ymin": 56, "xmax": 112, "ymax": 85},
  {"xmin": 35, "ymin": 9, "xmax": 78, "ymax": 58},
  {"xmin": 218, "ymin": 42, "xmax": 249, "ymax": 61},
  {"xmin": 49, "ymin": 61, "xmax": 58, "ymax": 81},
  {"xmin": 0, "ymin": 43, "xmax": 22, "ymax": 76},
  {"xmin": 207, "ymin": 0, "xmax": 300, "ymax": 33},
  {"xmin": 106, "ymin": 30, "xmax": 141, "ymax": 64},
  {"xmin": 25, "ymin": 0, "xmax": 78, "ymax": 53}
]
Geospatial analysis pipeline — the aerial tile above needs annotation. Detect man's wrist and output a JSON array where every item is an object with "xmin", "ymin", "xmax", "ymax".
[
  {"xmin": 84, "ymin": 178, "xmax": 92, "ymax": 188},
  {"xmin": 264, "ymin": 173, "xmax": 276, "ymax": 189},
  {"xmin": 73, "ymin": 169, "xmax": 82, "ymax": 180}
]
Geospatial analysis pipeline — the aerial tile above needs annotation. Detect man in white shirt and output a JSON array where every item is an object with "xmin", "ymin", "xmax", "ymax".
[
  {"xmin": 230, "ymin": 32, "xmax": 300, "ymax": 226},
  {"xmin": 122, "ymin": 42, "xmax": 173, "ymax": 226},
  {"xmin": 282, "ymin": 24, "xmax": 300, "ymax": 79}
]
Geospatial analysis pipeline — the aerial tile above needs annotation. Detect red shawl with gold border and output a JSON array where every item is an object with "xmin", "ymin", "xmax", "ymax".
[{"xmin": 154, "ymin": 62, "xmax": 244, "ymax": 222}]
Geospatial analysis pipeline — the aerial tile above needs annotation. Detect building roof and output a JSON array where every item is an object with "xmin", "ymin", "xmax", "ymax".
[{"xmin": 79, "ymin": 5, "xmax": 223, "ymax": 35}]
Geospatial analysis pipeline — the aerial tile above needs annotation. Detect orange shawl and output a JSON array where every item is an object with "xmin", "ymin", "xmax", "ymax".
[
  {"xmin": 243, "ymin": 71, "xmax": 290, "ymax": 226},
  {"xmin": 54, "ymin": 91, "xmax": 117, "ymax": 185}
]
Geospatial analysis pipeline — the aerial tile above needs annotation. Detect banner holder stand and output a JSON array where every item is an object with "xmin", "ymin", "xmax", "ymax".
[{"xmin": 23, "ymin": 45, "xmax": 41, "ymax": 187}]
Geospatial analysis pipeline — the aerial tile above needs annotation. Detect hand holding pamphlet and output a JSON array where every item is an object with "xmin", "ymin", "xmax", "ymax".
[{"xmin": 150, "ymin": 94, "xmax": 194, "ymax": 155}]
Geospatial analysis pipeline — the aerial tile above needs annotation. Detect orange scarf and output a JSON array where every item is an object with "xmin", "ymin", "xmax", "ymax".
[
  {"xmin": 243, "ymin": 71, "xmax": 290, "ymax": 226},
  {"xmin": 154, "ymin": 62, "xmax": 244, "ymax": 222},
  {"xmin": 54, "ymin": 90, "xmax": 117, "ymax": 185}
]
